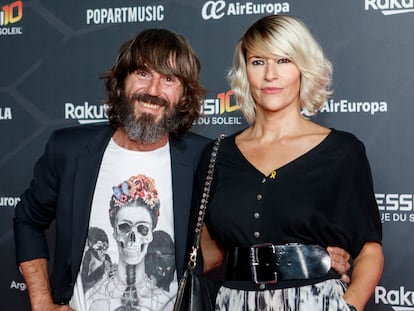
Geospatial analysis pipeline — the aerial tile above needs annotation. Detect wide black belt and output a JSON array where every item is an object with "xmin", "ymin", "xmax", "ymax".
[{"xmin": 225, "ymin": 243, "xmax": 332, "ymax": 285}]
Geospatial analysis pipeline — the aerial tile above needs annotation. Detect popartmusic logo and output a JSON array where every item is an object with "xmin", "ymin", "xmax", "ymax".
[{"xmin": 1, "ymin": 0, "xmax": 22, "ymax": 25}]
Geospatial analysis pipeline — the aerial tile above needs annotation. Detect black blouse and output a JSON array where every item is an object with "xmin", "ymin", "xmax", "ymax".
[{"xmin": 202, "ymin": 129, "xmax": 382, "ymax": 288}]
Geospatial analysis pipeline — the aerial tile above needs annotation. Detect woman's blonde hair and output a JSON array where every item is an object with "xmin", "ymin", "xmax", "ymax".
[{"xmin": 228, "ymin": 15, "xmax": 333, "ymax": 124}]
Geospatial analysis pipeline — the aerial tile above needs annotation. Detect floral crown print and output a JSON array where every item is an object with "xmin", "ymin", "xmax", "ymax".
[{"xmin": 109, "ymin": 174, "xmax": 160, "ymax": 228}]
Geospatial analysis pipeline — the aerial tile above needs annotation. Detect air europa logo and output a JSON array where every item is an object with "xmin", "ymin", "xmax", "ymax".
[
  {"xmin": 201, "ymin": 1, "xmax": 289, "ymax": 20},
  {"xmin": 0, "ymin": 196, "xmax": 20, "ymax": 207},
  {"xmin": 365, "ymin": 0, "xmax": 414, "ymax": 15},
  {"xmin": 319, "ymin": 99, "xmax": 387, "ymax": 115},
  {"xmin": 0, "ymin": 0, "xmax": 23, "ymax": 35}
]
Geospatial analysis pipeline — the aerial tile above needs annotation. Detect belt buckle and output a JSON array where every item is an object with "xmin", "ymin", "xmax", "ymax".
[{"xmin": 249, "ymin": 243, "xmax": 278, "ymax": 284}]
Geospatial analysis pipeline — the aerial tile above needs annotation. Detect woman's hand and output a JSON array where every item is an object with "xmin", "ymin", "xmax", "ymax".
[
  {"xmin": 343, "ymin": 242, "xmax": 384, "ymax": 311},
  {"xmin": 200, "ymin": 224, "xmax": 225, "ymax": 273},
  {"xmin": 327, "ymin": 246, "xmax": 351, "ymax": 283}
]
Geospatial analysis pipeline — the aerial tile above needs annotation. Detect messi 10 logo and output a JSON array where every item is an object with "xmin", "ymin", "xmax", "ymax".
[
  {"xmin": 202, "ymin": 90, "xmax": 239, "ymax": 115},
  {"xmin": 0, "ymin": 1, "xmax": 22, "ymax": 26}
]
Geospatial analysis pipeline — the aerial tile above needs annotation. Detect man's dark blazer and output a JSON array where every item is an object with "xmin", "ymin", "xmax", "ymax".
[{"xmin": 14, "ymin": 123, "xmax": 211, "ymax": 304}]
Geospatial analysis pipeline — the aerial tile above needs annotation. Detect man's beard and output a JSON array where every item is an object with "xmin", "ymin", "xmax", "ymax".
[{"xmin": 118, "ymin": 93, "xmax": 180, "ymax": 144}]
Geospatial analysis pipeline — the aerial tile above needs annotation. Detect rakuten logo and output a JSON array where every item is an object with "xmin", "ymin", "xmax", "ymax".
[
  {"xmin": 376, "ymin": 286, "xmax": 414, "ymax": 310},
  {"xmin": 64, "ymin": 102, "xmax": 108, "ymax": 124},
  {"xmin": 365, "ymin": 0, "xmax": 414, "ymax": 15}
]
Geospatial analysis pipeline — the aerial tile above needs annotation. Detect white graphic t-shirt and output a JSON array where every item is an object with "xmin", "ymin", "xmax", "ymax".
[{"xmin": 70, "ymin": 139, "xmax": 177, "ymax": 311}]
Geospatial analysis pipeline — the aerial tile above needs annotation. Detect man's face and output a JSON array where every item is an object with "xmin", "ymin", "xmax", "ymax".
[
  {"xmin": 125, "ymin": 69, "xmax": 183, "ymax": 122},
  {"xmin": 118, "ymin": 68, "xmax": 184, "ymax": 143}
]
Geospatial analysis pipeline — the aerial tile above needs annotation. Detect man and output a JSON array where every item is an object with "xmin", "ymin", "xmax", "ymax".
[
  {"xmin": 14, "ymin": 29, "xmax": 350, "ymax": 310},
  {"xmin": 14, "ymin": 29, "xmax": 210, "ymax": 311}
]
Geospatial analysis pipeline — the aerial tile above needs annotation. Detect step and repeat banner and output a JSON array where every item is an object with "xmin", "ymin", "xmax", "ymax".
[{"xmin": 1, "ymin": 0, "xmax": 414, "ymax": 310}]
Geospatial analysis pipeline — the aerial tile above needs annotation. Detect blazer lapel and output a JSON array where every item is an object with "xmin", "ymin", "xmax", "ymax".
[
  {"xmin": 170, "ymin": 136, "xmax": 194, "ymax": 278},
  {"xmin": 71, "ymin": 125, "xmax": 113, "ymax": 278}
]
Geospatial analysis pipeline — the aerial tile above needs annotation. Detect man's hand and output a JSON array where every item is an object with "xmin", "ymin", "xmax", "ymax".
[
  {"xmin": 19, "ymin": 259, "xmax": 76, "ymax": 311},
  {"xmin": 327, "ymin": 246, "xmax": 351, "ymax": 283}
]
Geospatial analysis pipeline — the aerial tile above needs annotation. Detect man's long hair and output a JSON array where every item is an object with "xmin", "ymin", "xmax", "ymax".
[{"xmin": 101, "ymin": 28, "xmax": 205, "ymax": 135}]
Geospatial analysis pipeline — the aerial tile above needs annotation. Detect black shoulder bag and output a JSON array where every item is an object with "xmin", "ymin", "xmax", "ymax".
[{"xmin": 173, "ymin": 134, "xmax": 225, "ymax": 311}]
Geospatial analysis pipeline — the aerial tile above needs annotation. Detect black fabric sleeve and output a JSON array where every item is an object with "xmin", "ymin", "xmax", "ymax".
[
  {"xmin": 332, "ymin": 138, "xmax": 382, "ymax": 258},
  {"xmin": 14, "ymin": 131, "xmax": 59, "ymax": 264}
]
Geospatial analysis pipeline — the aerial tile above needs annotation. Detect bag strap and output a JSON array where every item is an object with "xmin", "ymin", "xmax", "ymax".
[{"xmin": 187, "ymin": 134, "xmax": 225, "ymax": 270}]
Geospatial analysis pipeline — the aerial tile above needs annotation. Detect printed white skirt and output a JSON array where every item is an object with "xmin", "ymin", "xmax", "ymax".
[{"xmin": 215, "ymin": 279, "xmax": 351, "ymax": 311}]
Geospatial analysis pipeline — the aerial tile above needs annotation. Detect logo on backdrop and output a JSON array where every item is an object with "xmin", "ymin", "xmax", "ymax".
[
  {"xmin": 376, "ymin": 193, "xmax": 414, "ymax": 223},
  {"xmin": 0, "ymin": 0, "xmax": 23, "ymax": 35},
  {"xmin": 0, "ymin": 106, "xmax": 13, "ymax": 120},
  {"xmin": 65, "ymin": 102, "xmax": 108, "ymax": 124},
  {"xmin": 365, "ymin": 0, "xmax": 414, "ymax": 15},
  {"xmin": 195, "ymin": 90, "xmax": 242, "ymax": 126},
  {"xmin": 0, "ymin": 196, "xmax": 20, "ymax": 207},
  {"xmin": 201, "ymin": 1, "xmax": 290, "ymax": 20},
  {"xmin": 86, "ymin": 5, "xmax": 164, "ymax": 25},
  {"xmin": 319, "ymin": 98, "xmax": 388, "ymax": 115},
  {"xmin": 375, "ymin": 285, "xmax": 414, "ymax": 310},
  {"xmin": 10, "ymin": 281, "xmax": 26, "ymax": 291}
]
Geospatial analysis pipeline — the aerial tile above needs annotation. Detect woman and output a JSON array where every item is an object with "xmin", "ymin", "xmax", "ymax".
[{"xmin": 200, "ymin": 15, "xmax": 383, "ymax": 311}]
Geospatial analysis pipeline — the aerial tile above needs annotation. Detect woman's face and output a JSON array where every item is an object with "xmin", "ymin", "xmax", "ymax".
[{"xmin": 246, "ymin": 50, "xmax": 301, "ymax": 115}]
